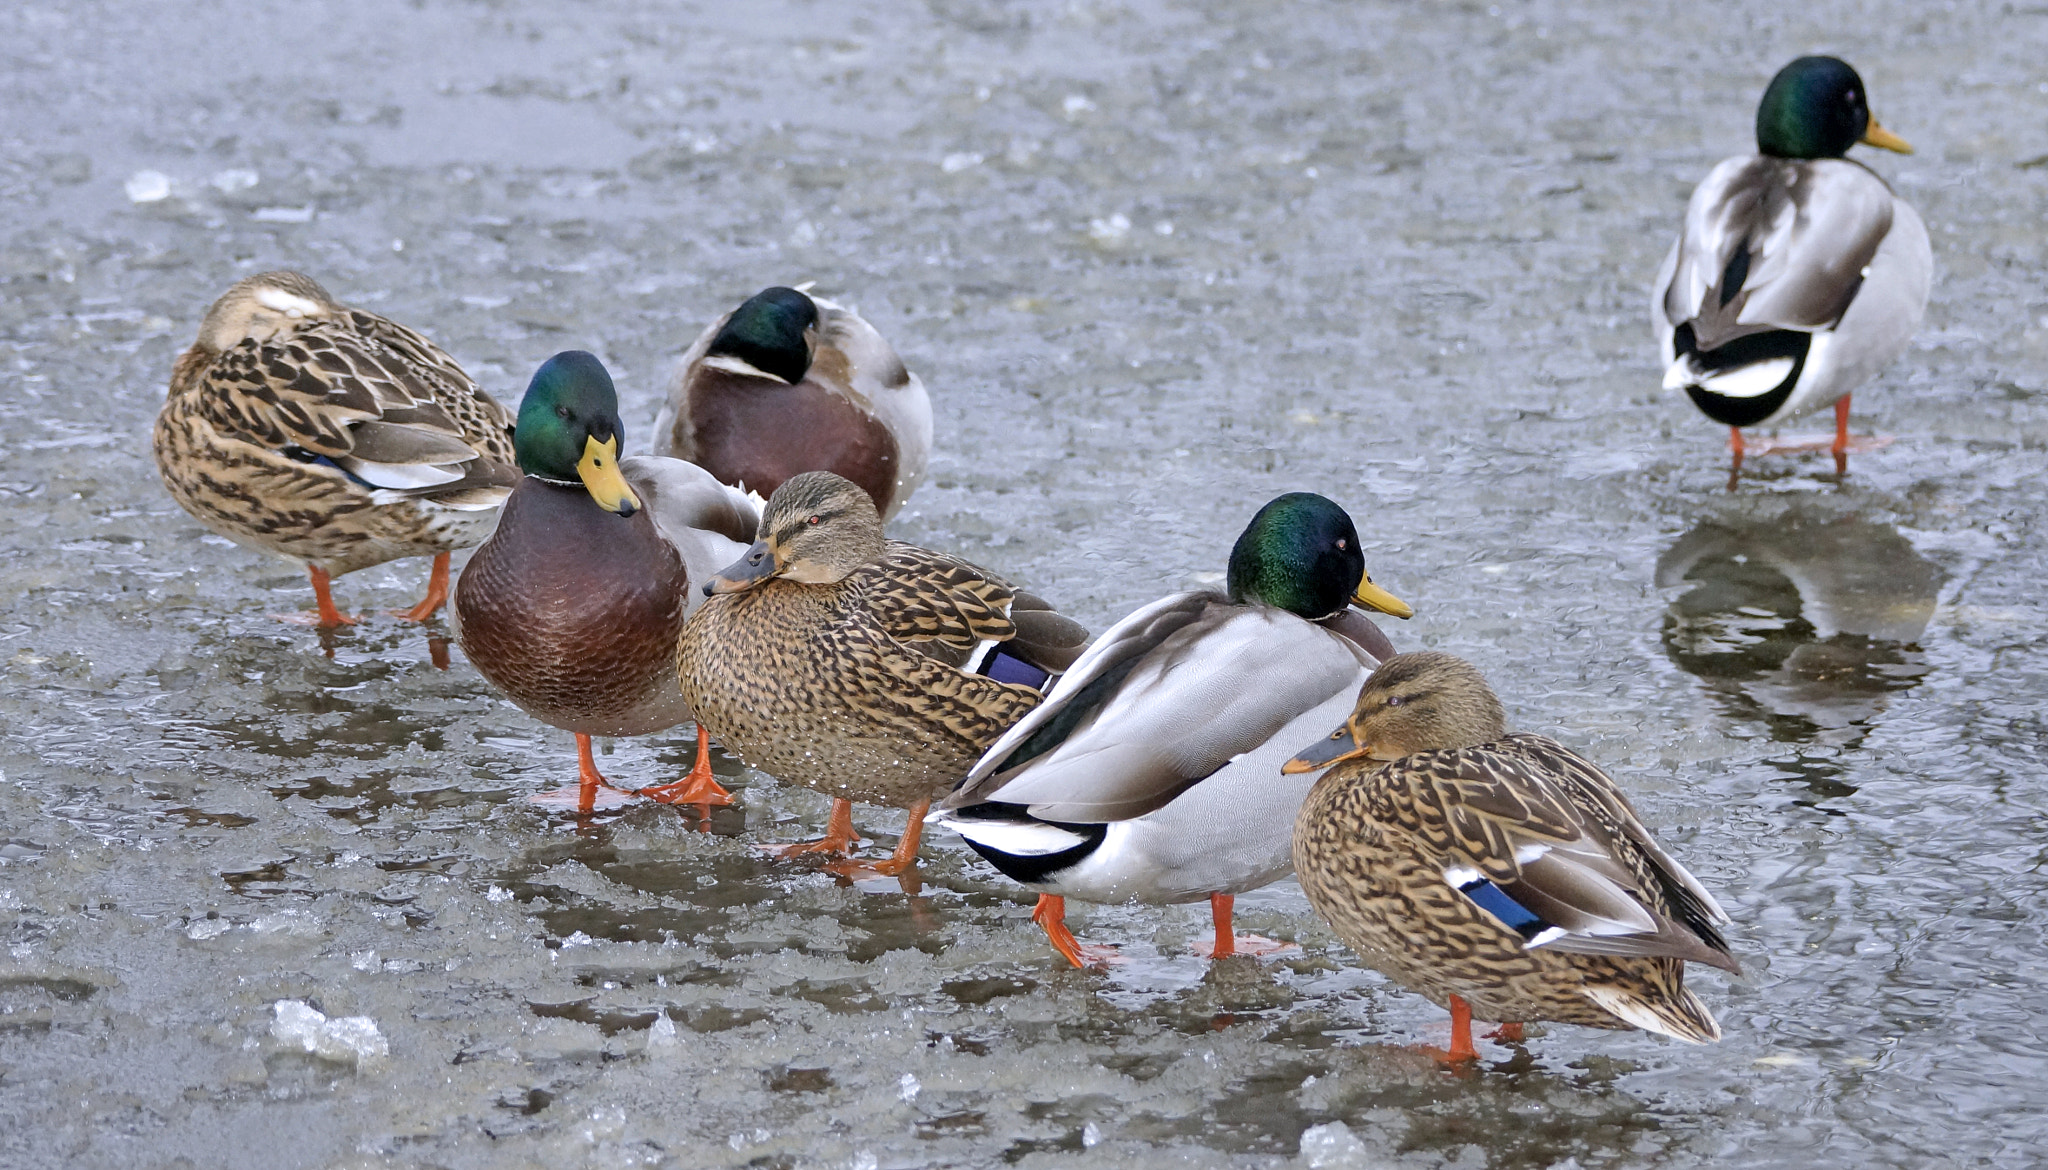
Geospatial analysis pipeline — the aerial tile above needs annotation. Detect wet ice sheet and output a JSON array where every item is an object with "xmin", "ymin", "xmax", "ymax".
[{"xmin": 4, "ymin": 0, "xmax": 2048, "ymax": 1167}]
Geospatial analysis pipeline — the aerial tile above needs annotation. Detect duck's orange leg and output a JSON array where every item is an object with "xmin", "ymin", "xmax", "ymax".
[
  {"xmin": 1485, "ymin": 1021, "xmax": 1525, "ymax": 1043},
  {"xmin": 275, "ymin": 564, "xmax": 357, "ymax": 627},
  {"xmin": 762, "ymin": 799, "xmax": 862, "ymax": 860},
  {"xmin": 1832, "ymin": 395, "xmax": 1852, "ymax": 475},
  {"xmin": 635, "ymin": 725, "xmax": 733, "ymax": 807},
  {"xmin": 1189, "ymin": 893, "xmax": 1298, "ymax": 959},
  {"xmin": 1727, "ymin": 427, "xmax": 1745, "ymax": 492},
  {"xmin": 1031, "ymin": 894, "xmax": 1122, "ymax": 968},
  {"xmin": 528, "ymin": 733, "xmax": 639, "ymax": 814},
  {"xmin": 395, "ymin": 552, "xmax": 451, "ymax": 622},
  {"xmin": 855, "ymin": 800, "xmax": 928, "ymax": 876},
  {"xmin": 1419, "ymin": 994, "xmax": 1481, "ymax": 1065}
]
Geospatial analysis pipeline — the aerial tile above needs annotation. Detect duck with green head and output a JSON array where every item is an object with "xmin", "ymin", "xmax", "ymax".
[
  {"xmin": 1288, "ymin": 652, "xmax": 1740, "ymax": 1062},
  {"xmin": 454, "ymin": 351, "xmax": 758, "ymax": 814},
  {"xmin": 1654, "ymin": 55, "xmax": 1930, "ymax": 479},
  {"xmin": 930, "ymin": 492, "xmax": 1412, "ymax": 967},
  {"xmin": 653, "ymin": 285, "xmax": 932, "ymax": 519},
  {"xmin": 675, "ymin": 470, "xmax": 1087, "ymax": 876}
]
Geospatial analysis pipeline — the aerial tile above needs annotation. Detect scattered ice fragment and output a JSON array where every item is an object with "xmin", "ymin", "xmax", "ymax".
[
  {"xmin": 462, "ymin": 294, "xmax": 510, "ymax": 310},
  {"xmin": 941, "ymin": 152, "xmax": 983, "ymax": 173},
  {"xmin": 1299, "ymin": 1121, "xmax": 1373, "ymax": 1168},
  {"xmin": 125, "ymin": 170, "xmax": 170, "ymax": 203},
  {"xmin": 1082, "ymin": 1122, "xmax": 1102, "ymax": 1148},
  {"xmin": 850, "ymin": 1152, "xmax": 878, "ymax": 1170},
  {"xmin": 1153, "ymin": 220, "xmax": 1174, "ymax": 236},
  {"xmin": 789, "ymin": 219, "xmax": 819, "ymax": 245},
  {"xmin": 351, "ymin": 950, "xmax": 379, "ymax": 971},
  {"xmin": 647, "ymin": 1012, "xmax": 680, "ymax": 1051},
  {"xmin": 270, "ymin": 999, "xmax": 388, "ymax": 1064},
  {"xmin": 391, "ymin": 238, "xmax": 405, "ymax": 253},
  {"xmin": 486, "ymin": 885, "xmax": 513, "ymax": 903},
  {"xmin": 251, "ymin": 205, "xmax": 314, "ymax": 223},
  {"xmin": 210, "ymin": 168, "xmax": 259, "ymax": 193},
  {"xmin": 1088, "ymin": 213, "xmax": 1131, "ymax": 242},
  {"xmin": 561, "ymin": 930, "xmax": 596, "ymax": 948},
  {"xmin": 1061, "ymin": 94, "xmax": 1096, "ymax": 117},
  {"xmin": 185, "ymin": 917, "xmax": 232, "ymax": 940},
  {"xmin": 898, "ymin": 1072, "xmax": 920, "ymax": 1101}
]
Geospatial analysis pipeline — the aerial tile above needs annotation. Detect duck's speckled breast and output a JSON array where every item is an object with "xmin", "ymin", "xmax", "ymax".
[
  {"xmin": 677, "ymin": 577, "xmax": 1040, "ymax": 809},
  {"xmin": 456, "ymin": 477, "xmax": 691, "ymax": 737}
]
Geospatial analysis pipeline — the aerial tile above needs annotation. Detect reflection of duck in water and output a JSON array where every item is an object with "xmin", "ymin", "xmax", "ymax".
[{"xmin": 1656, "ymin": 505, "xmax": 1942, "ymax": 745}]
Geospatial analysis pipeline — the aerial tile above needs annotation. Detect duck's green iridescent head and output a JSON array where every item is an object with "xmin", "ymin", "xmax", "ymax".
[
  {"xmin": 1226, "ymin": 492, "xmax": 1411, "ymax": 621},
  {"xmin": 514, "ymin": 350, "xmax": 640, "ymax": 516},
  {"xmin": 708, "ymin": 286, "xmax": 819, "ymax": 385},
  {"xmin": 1755, "ymin": 56, "xmax": 1913, "ymax": 159}
]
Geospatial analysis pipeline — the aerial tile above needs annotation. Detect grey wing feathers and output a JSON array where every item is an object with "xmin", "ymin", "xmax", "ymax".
[
  {"xmin": 1663, "ymin": 156, "xmax": 1894, "ymax": 345},
  {"xmin": 946, "ymin": 594, "xmax": 1372, "ymax": 823},
  {"xmin": 621, "ymin": 455, "xmax": 758, "ymax": 618}
]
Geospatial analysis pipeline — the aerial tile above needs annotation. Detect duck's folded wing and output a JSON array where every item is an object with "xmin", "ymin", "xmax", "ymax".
[
  {"xmin": 1389, "ymin": 747, "xmax": 1740, "ymax": 973},
  {"xmin": 1662, "ymin": 157, "xmax": 1894, "ymax": 346},
  {"xmin": 198, "ymin": 317, "xmax": 509, "ymax": 498},
  {"xmin": 808, "ymin": 295, "xmax": 916, "ymax": 409},
  {"xmin": 855, "ymin": 542, "xmax": 1021, "ymax": 655},
  {"xmin": 942, "ymin": 595, "xmax": 1372, "ymax": 822}
]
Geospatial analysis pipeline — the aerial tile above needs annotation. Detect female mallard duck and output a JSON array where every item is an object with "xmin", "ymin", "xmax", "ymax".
[
  {"xmin": 651, "ymin": 286, "xmax": 931, "ymax": 519},
  {"xmin": 154, "ymin": 271, "xmax": 517, "ymax": 627},
  {"xmin": 1653, "ymin": 56, "xmax": 1930, "ymax": 476},
  {"xmin": 453, "ymin": 351, "xmax": 758, "ymax": 814},
  {"xmin": 930, "ymin": 493, "xmax": 1412, "ymax": 968},
  {"xmin": 1287, "ymin": 652, "xmax": 1739, "ymax": 1061},
  {"xmin": 675, "ymin": 471, "xmax": 1087, "ymax": 874}
]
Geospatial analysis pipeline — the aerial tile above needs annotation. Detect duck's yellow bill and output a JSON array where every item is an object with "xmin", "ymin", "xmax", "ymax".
[
  {"xmin": 578, "ymin": 435, "xmax": 641, "ymax": 515},
  {"xmin": 1352, "ymin": 572, "xmax": 1413, "ymax": 619},
  {"xmin": 1860, "ymin": 118, "xmax": 1913, "ymax": 154},
  {"xmin": 1282, "ymin": 724, "xmax": 1374, "ymax": 774}
]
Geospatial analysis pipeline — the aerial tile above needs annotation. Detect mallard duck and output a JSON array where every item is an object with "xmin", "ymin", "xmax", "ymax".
[
  {"xmin": 675, "ymin": 471, "xmax": 1087, "ymax": 874},
  {"xmin": 1654, "ymin": 56, "xmax": 1930, "ymax": 477},
  {"xmin": 153, "ymin": 271, "xmax": 517, "ymax": 627},
  {"xmin": 930, "ymin": 492, "xmax": 1412, "ymax": 967},
  {"xmin": 1287, "ymin": 652, "xmax": 1739, "ymax": 1061},
  {"xmin": 651, "ymin": 286, "xmax": 931, "ymax": 519},
  {"xmin": 452, "ymin": 351, "xmax": 757, "ymax": 814}
]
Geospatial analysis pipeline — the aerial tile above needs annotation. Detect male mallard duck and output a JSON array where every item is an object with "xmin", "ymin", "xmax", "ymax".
[
  {"xmin": 652, "ymin": 286, "xmax": 931, "ymax": 518},
  {"xmin": 1654, "ymin": 56, "xmax": 1930, "ymax": 478},
  {"xmin": 675, "ymin": 471, "xmax": 1087, "ymax": 874},
  {"xmin": 930, "ymin": 492, "xmax": 1412, "ymax": 967},
  {"xmin": 453, "ymin": 351, "xmax": 757, "ymax": 814},
  {"xmin": 154, "ymin": 271, "xmax": 517, "ymax": 627},
  {"xmin": 1288, "ymin": 652, "xmax": 1740, "ymax": 1061}
]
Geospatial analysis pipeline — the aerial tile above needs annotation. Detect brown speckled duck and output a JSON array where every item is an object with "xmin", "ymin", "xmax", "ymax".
[
  {"xmin": 453, "ymin": 351, "xmax": 758, "ymax": 813},
  {"xmin": 675, "ymin": 471, "xmax": 1086, "ymax": 874},
  {"xmin": 154, "ymin": 271, "xmax": 516, "ymax": 627},
  {"xmin": 1288, "ymin": 652, "xmax": 1739, "ymax": 1061},
  {"xmin": 652, "ymin": 286, "xmax": 931, "ymax": 519}
]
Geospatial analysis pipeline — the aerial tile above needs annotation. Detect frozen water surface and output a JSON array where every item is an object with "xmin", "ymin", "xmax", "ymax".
[{"xmin": 2, "ymin": 0, "xmax": 2046, "ymax": 1166}]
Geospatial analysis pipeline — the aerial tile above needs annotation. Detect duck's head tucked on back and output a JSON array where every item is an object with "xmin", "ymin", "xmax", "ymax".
[
  {"xmin": 704, "ymin": 286, "xmax": 820, "ymax": 385},
  {"xmin": 1284, "ymin": 651, "xmax": 1505, "ymax": 772},
  {"xmin": 1227, "ymin": 492, "xmax": 1412, "ymax": 620},
  {"xmin": 514, "ymin": 351, "xmax": 641, "ymax": 517},
  {"xmin": 192, "ymin": 270, "xmax": 337, "ymax": 355},
  {"xmin": 704, "ymin": 470, "xmax": 883, "ymax": 594},
  {"xmin": 1755, "ymin": 55, "xmax": 1912, "ymax": 160}
]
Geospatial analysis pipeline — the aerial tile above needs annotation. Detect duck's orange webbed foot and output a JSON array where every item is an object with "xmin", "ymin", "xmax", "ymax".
[
  {"xmin": 1032, "ymin": 894, "xmax": 1124, "ymax": 969},
  {"xmin": 393, "ymin": 552, "xmax": 452, "ymax": 622},
  {"xmin": 760, "ymin": 798, "xmax": 863, "ymax": 860},
  {"xmin": 634, "ymin": 726, "xmax": 733, "ymax": 808},
  {"xmin": 275, "ymin": 564, "xmax": 358, "ymax": 627},
  {"xmin": 1188, "ymin": 893, "xmax": 1301, "ymax": 960}
]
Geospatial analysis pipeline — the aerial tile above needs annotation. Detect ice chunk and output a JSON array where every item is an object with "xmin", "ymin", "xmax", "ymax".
[
  {"xmin": 185, "ymin": 918, "xmax": 232, "ymax": 940},
  {"xmin": 125, "ymin": 170, "xmax": 170, "ymax": 203},
  {"xmin": 898, "ymin": 1073, "xmax": 919, "ymax": 1101},
  {"xmin": 251, "ymin": 205, "xmax": 314, "ymax": 223},
  {"xmin": 210, "ymin": 169, "xmax": 259, "ymax": 192},
  {"xmin": 646, "ymin": 1012, "xmax": 680, "ymax": 1053},
  {"xmin": 1298, "ymin": 1121, "xmax": 1373, "ymax": 1168},
  {"xmin": 270, "ymin": 999, "xmax": 388, "ymax": 1065}
]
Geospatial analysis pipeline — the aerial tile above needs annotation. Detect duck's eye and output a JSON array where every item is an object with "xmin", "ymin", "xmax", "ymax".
[
  {"xmin": 556, "ymin": 406, "xmax": 571, "ymax": 420},
  {"xmin": 807, "ymin": 515, "xmax": 821, "ymax": 526},
  {"xmin": 1336, "ymin": 538, "xmax": 1348, "ymax": 551},
  {"xmin": 1386, "ymin": 695, "xmax": 1405, "ymax": 707}
]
